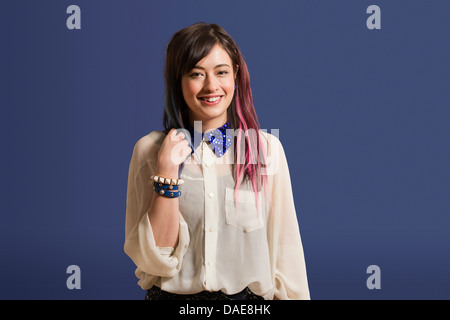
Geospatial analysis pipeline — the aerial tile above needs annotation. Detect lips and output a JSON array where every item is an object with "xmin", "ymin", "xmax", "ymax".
[{"xmin": 198, "ymin": 95, "xmax": 223, "ymax": 105}]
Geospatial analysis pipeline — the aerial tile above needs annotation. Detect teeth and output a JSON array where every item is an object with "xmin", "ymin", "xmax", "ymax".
[{"xmin": 202, "ymin": 96, "xmax": 221, "ymax": 102}]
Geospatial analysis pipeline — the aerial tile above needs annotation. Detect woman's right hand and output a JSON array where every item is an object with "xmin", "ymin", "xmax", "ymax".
[{"xmin": 156, "ymin": 128, "xmax": 191, "ymax": 179}]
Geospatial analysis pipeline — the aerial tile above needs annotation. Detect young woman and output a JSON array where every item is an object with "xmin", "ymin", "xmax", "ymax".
[{"xmin": 124, "ymin": 23, "xmax": 310, "ymax": 300}]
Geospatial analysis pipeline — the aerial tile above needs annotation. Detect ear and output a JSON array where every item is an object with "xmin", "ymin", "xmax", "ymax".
[{"xmin": 234, "ymin": 64, "xmax": 239, "ymax": 79}]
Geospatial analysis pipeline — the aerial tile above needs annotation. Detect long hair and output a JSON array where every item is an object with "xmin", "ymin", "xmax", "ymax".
[{"xmin": 162, "ymin": 22, "xmax": 268, "ymax": 209}]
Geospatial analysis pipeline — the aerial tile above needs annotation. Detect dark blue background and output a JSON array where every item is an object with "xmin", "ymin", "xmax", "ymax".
[{"xmin": 1, "ymin": 0, "xmax": 449, "ymax": 299}]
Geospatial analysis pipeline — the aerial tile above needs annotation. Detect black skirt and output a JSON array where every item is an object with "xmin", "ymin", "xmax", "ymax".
[{"xmin": 145, "ymin": 286, "xmax": 264, "ymax": 300}]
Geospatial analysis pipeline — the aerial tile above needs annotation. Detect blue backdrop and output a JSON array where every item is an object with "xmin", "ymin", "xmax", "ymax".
[{"xmin": 1, "ymin": 0, "xmax": 449, "ymax": 299}]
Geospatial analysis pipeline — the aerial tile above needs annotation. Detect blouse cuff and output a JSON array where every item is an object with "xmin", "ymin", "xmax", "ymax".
[
  {"xmin": 124, "ymin": 212, "xmax": 189, "ymax": 278},
  {"xmin": 157, "ymin": 246, "xmax": 175, "ymax": 256}
]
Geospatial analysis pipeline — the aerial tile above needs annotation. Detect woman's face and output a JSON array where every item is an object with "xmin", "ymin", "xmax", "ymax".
[{"xmin": 181, "ymin": 44, "xmax": 236, "ymax": 131}]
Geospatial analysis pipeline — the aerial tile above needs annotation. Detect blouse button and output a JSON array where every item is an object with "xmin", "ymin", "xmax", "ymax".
[
  {"xmin": 208, "ymin": 261, "xmax": 214, "ymax": 266},
  {"xmin": 205, "ymin": 163, "xmax": 211, "ymax": 168},
  {"xmin": 209, "ymin": 192, "xmax": 214, "ymax": 198}
]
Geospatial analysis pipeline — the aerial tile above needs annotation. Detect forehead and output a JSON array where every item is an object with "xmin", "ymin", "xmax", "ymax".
[{"xmin": 193, "ymin": 44, "xmax": 233, "ymax": 68}]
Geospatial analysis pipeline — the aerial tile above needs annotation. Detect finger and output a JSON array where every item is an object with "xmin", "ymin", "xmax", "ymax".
[
  {"xmin": 176, "ymin": 131, "xmax": 186, "ymax": 140},
  {"xmin": 183, "ymin": 145, "xmax": 193, "ymax": 155},
  {"xmin": 180, "ymin": 145, "xmax": 193, "ymax": 160},
  {"xmin": 168, "ymin": 128, "xmax": 177, "ymax": 137},
  {"xmin": 179, "ymin": 138, "xmax": 189, "ymax": 146},
  {"xmin": 169, "ymin": 129, "xmax": 180, "ymax": 141}
]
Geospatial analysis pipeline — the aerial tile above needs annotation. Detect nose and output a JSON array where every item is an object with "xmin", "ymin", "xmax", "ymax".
[{"xmin": 203, "ymin": 75, "xmax": 219, "ymax": 93}]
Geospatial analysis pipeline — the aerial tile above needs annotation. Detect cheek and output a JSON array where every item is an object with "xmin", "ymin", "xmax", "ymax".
[
  {"xmin": 222, "ymin": 79, "xmax": 235, "ymax": 95},
  {"xmin": 182, "ymin": 80, "xmax": 201, "ymax": 99}
]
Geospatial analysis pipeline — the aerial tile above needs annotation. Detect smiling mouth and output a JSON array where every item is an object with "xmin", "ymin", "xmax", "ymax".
[{"xmin": 198, "ymin": 95, "xmax": 223, "ymax": 105}]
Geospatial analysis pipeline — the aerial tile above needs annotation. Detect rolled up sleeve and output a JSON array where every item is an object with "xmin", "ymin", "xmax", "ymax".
[
  {"xmin": 125, "ymin": 209, "xmax": 189, "ymax": 278},
  {"xmin": 124, "ymin": 133, "xmax": 190, "ymax": 278}
]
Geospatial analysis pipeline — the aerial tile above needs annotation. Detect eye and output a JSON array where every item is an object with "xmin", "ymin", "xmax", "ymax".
[
  {"xmin": 217, "ymin": 70, "xmax": 229, "ymax": 76},
  {"xmin": 189, "ymin": 72, "xmax": 203, "ymax": 78}
]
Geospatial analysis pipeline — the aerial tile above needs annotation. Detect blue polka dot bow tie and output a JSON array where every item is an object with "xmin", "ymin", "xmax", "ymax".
[
  {"xmin": 188, "ymin": 121, "xmax": 232, "ymax": 158},
  {"xmin": 204, "ymin": 121, "xmax": 232, "ymax": 157}
]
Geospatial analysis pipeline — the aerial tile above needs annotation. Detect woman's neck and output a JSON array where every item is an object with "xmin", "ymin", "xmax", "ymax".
[{"xmin": 189, "ymin": 118, "xmax": 228, "ymax": 133}]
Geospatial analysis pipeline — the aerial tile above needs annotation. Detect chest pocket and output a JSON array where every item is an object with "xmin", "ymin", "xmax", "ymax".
[{"xmin": 224, "ymin": 187, "xmax": 264, "ymax": 232}]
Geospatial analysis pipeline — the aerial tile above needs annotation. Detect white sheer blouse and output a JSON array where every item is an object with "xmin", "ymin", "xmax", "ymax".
[{"xmin": 124, "ymin": 130, "xmax": 310, "ymax": 300}]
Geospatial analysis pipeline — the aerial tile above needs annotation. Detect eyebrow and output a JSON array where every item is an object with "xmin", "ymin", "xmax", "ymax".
[{"xmin": 192, "ymin": 64, "xmax": 231, "ymax": 70}]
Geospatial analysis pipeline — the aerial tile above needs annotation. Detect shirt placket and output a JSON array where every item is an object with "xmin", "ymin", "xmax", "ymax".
[{"xmin": 201, "ymin": 140, "xmax": 219, "ymax": 291}]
